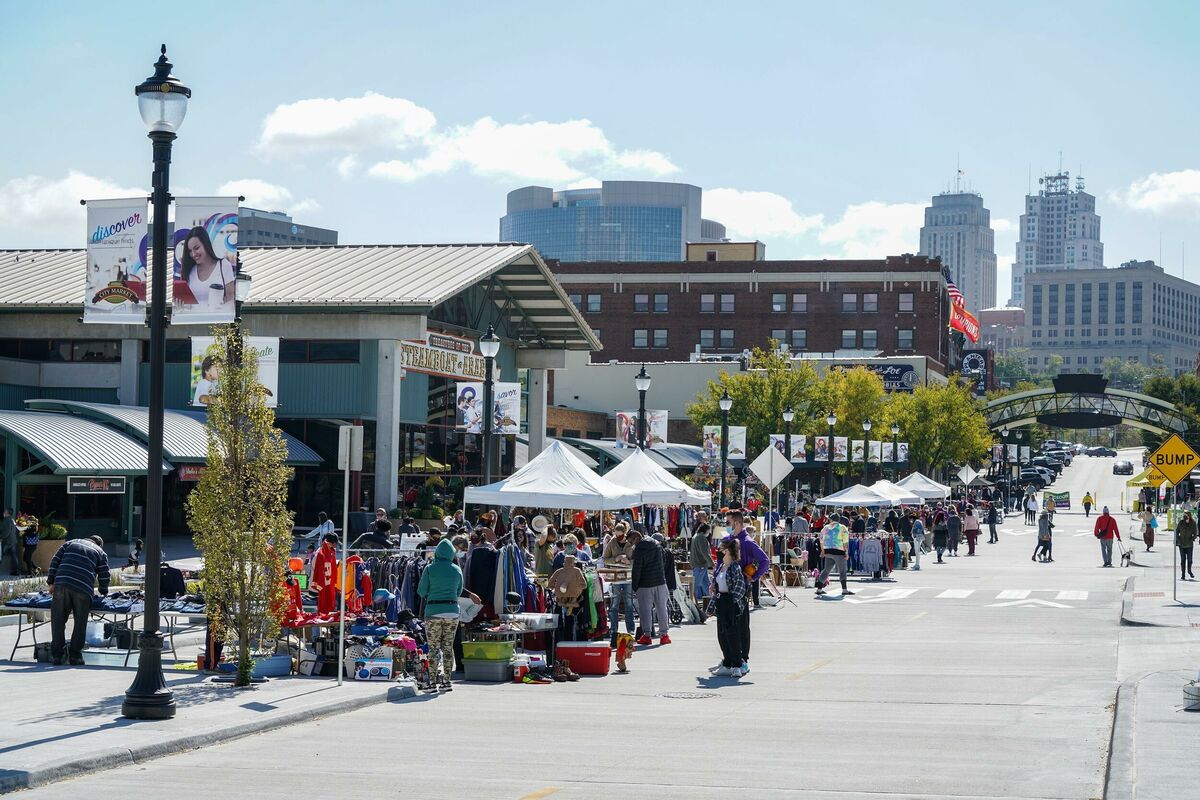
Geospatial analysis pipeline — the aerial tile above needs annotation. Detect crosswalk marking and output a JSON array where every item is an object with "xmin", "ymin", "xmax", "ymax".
[
  {"xmin": 937, "ymin": 589, "xmax": 975, "ymax": 599},
  {"xmin": 996, "ymin": 590, "xmax": 1030, "ymax": 600},
  {"xmin": 1055, "ymin": 590, "xmax": 1088, "ymax": 601}
]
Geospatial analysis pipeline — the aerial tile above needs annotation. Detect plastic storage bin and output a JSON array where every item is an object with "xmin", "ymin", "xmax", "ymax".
[
  {"xmin": 463, "ymin": 658, "xmax": 513, "ymax": 682},
  {"xmin": 461, "ymin": 640, "xmax": 515, "ymax": 661},
  {"xmin": 556, "ymin": 641, "xmax": 611, "ymax": 676}
]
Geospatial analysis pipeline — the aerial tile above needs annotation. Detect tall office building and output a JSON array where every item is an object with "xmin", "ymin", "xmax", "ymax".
[
  {"xmin": 1009, "ymin": 171, "xmax": 1103, "ymax": 305},
  {"xmin": 239, "ymin": 207, "xmax": 338, "ymax": 247},
  {"xmin": 919, "ymin": 191, "xmax": 997, "ymax": 311},
  {"xmin": 500, "ymin": 180, "xmax": 726, "ymax": 262}
]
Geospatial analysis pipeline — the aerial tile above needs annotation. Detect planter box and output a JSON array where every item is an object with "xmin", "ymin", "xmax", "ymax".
[{"xmin": 32, "ymin": 540, "xmax": 65, "ymax": 573}]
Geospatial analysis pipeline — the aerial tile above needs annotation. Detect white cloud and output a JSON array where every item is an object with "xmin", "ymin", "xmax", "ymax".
[
  {"xmin": 0, "ymin": 171, "xmax": 145, "ymax": 244},
  {"xmin": 217, "ymin": 178, "xmax": 319, "ymax": 214},
  {"xmin": 335, "ymin": 154, "xmax": 361, "ymax": 179},
  {"xmin": 817, "ymin": 200, "xmax": 925, "ymax": 258},
  {"xmin": 704, "ymin": 188, "xmax": 823, "ymax": 238},
  {"xmin": 1113, "ymin": 169, "xmax": 1200, "ymax": 215},
  {"xmin": 565, "ymin": 177, "xmax": 602, "ymax": 190},
  {"xmin": 992, "ymin": 217, "xmax": 1016, "ymax": 234},
  {"xmin": 257, "ymin": 92, "xmax": 437, "ymax": 155}
]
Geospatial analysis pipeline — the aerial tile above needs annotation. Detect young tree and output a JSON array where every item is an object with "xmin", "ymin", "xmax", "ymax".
[
  {"xmin": 889, "ymin": 381, "xmax": 991, "ymax": 477},
  {"xmin": 187, "ymin": 327, "xmax": 294, "ymax": 687}
]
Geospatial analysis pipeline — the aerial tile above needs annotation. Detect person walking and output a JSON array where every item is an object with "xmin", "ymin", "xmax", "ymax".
[
  {"xmin": 1082, "ymin": 492, "xmax": 1094, "ymax": 518},
  {"xmin": 417, "ymin": 538, "xmax": 465, "ymax": 690},
  {"xmin": 1175, "ymin": 510, "xmax": 1196, "ymax": 580},
  {"xmin": 815, "ymin": 513, "xmax": 853, "ymax": 596},
  {"xmin": 0, "ymin": 508, "xmax": 20, "ymax": 576},
  {"xmin": 932, "ymin": 507, "xmax": 949, "ymax": 564},
  {"xmin": 722, "ymin": 508, "xmax": 769, "ymax": 671},
  {"xmin": 1034, "ymin": 511, "xmax": 1054, "ymax": 562},
  {"xmin": 909, "ymin": 509, "xmax": 925, "ymax": 571},
  {"xmin": 947, "ymin": 506, "xmax": 963, "ymax": 557},
  {"xmin": 707, "ymin": 538, "xmax": 748, "ymax": 677},
  {"xmin": 1025, "ymin": 494, "xmax": 1038, "ymax": 526},
  {"xmin": 1094, "ymin": 507, "xmax": 1121, "ymax": 567},
  {"xmin": 688, "ymin": 512, "xmax": 714, "ymax": 622},
  {"xmin": 1142, "ymin": 509, "xmax": 1157, "ymax": 553},
  {"xmin": 630, "ymin": 530, "xmax": 672, "ymax": 646},
  {"xmin": 986, "ymin": 502, "xmax": 999, "ymax": 544},
  {"xmin": 963, "ymin": 507, "xmax": 981, "ymax": 556},
  {"xmin": 46, "ymin": 535, "xmax": 110, "ymax": 665}
]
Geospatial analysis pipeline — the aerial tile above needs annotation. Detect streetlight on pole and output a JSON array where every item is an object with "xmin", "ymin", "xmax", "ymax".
[
  {"xmin": 862, "ymin": 418, "xmax": 873, "ymax": 483},
  {"xmin": 782, "ymin": 406, "xmax": 795, "ymax": 515},
  {"xmin": 479, "ymin": 325, "xmax": 500, "ymax": 485},
  {"xmin": 825, "ymin": 412, "xmax": 836, "ymax": 496},
  {"xmin": 719, "ymin": 389, "xmax": 732, "ymax": 506},
  {"xmin": 634, "ymin": 364, "xmax": 651, "ymax": 450},
  {"xmin": 124, "ymin": 44, "xmax": 190, "ymax": 721},
  {"xmin": 890, "ymin": 421, "xmax": 900, "ymax": 481},
  {"xmin": 1001, "ymin": 428, "xmax": 1009, "ymax": 488}
]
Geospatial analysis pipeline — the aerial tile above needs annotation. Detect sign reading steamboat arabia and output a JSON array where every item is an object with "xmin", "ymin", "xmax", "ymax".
[{"xmin": 400, "ymin": 331, "xmax": 487, "ymax": 380}]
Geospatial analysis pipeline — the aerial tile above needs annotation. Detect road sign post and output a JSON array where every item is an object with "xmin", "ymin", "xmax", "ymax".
[{"xmin": 1147, "ymin": 434, "xmax": 1198, "ymax": 606}]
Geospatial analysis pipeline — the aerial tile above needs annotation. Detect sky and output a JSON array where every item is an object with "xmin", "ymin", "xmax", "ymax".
[{"xmin": 2, "ymin": 1, "xmax": 1200, "ymax": 305}]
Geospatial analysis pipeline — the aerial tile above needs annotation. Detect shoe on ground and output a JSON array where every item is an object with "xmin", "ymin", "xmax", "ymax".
[
  {"xmin": 708, "ymin": 663, "xmax": 724, "ymax": 674},
  {"xmin": 636, "ymin": 634, "xmax": 653, "ymax": 646},
  {"xmin": 69, "ymin": 657, "xmax": 85, "ymax": 666},
  {"xmin": 911, "ymin": 565, "xmax": 920, "ymax": 571},
  {"xmin": 815, "ymin": 588, "xmax": 827, "ymax": 596},
  {"xmin": 842, "ymin": 589, "xmax": 855, "ymax": 596},
  {"xmin": 741, "ymin": 660, "xmax": 749, "ymax": 674},
  {"xmin": 714, "ymin": 666, "xmax": 736, "ymax": 676},
  {"xmin": 659, "ymin": 635, "xmax": 672, "ymax": 645},
  {"xmin": 51, "ymin": 656, "xmax": 63, "ymax": 666}
]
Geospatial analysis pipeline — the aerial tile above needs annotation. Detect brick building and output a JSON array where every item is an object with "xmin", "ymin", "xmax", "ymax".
[{"xmin": 551, "ymin": 254, "xmax": 953, "ymax": 372}]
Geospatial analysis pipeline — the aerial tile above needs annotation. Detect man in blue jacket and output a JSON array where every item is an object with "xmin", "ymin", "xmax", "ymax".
[
  {"xmin": 722, "ymin": 508, "xmax": 769, "ymax": 672},
  {"xmin": 46, "ymin": 535, "xmax": 110, "ymax": 665}
]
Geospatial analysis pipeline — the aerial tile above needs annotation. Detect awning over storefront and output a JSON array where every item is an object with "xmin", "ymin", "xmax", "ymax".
[
  {"xmin": 0, "ymin": 409, "xmax": 171, "ymax": 475},
  {"xmin": 24, "ymin": 400, "xmax": 322, "ymax": 466}
]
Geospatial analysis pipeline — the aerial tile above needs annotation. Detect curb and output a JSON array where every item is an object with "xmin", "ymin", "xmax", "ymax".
[
  {"xmin": 1104, "ymin": 676, "xmax": 1138, "ymax": 800},
  {"xmin": 0, "ymin": 680, "xmax": 416, "ymax": 794},
  {"xmin": 1118, "ymin": 577, "xmax": 1157, "ymax": 627}
]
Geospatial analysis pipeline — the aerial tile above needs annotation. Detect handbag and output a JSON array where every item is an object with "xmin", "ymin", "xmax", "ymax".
[{"xmin": 457, "ymin": 597, "xmax": 483, "ymax": 623}]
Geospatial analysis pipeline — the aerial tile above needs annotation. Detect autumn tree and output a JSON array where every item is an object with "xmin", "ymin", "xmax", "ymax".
[
  {"xmin": 187, "ymin": 327, "xmax": 294, "ymax": 687},
  {"xmin": 888, "ymin": 381, "xmax": 992, "ymax": 478}
]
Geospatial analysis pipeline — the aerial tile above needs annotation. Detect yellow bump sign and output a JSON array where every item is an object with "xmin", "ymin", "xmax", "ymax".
[{"xmin": 1148, "ymin": 434, "xmax": 1200, "ymax": 486}]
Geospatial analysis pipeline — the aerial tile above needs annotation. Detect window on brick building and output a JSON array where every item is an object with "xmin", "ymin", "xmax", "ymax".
[
  {"xmin": 791, "ymin": 329, "xmax": 807, "ymax": 350},
  {"xmin": 862, "ymin": 329, "xmax": 878, "ymax": 348},
  {"xmin": 719, "ymin": 329, "xmax": 734, "ymax": 348},
  {"xmin": 653, "ymin": 329, "xmax": 668, "ymax": 348},
  {"xmin": 897, "ymin": 329, "xmax": 914, "ymax": 349},
  {"xmin": 771, "ymin": 293, "xmax": 786, "ymax": 312},
  {"xmin": 863, "ymin": 293, "xmax": 878, "ymax": 312},
  {"xmin": 568, "ymin": 293, "xmax": 582, "ymax": 311},
  {"xmin": 654, "ymin": 293, "xmax": 668, "ymax": 313},
  {"xmin": 841, "ymin": 330, "xmax": 857, "ymax": 348},
  {"xmin": 700, "ymin": 329, "xmax": 715, "ymax": 348},
  {"xmin": 586, "ymin": 294, "xmax": 601, "ymax": 313},
  {"xmin": 842, "ymin": 293, "xmax": 857, "ymax": 312},
  {"xmin": 634, "ymin": 294, "xmax": 649, "ymax": 312},
  {"xmin": 700, "ymin": 294, "xmax": 715, "ymax": 313},
  {"xmin": 898, "ymin": 293, "xmax": 914, "ymax": 312},
  {"xmin": 793, "ymin": 293, "xmax": 807, "ymax": 312},
  {"xmin": 771, "ymin": 329, "xmax": 786, "ymax": 343},
  {"xmin": 633, "ymin": 329, "xmax": 648, "ymax": 348},
  {"xmin": 720, "ymin": 294, "xmax": 735, "ymax": 313}
]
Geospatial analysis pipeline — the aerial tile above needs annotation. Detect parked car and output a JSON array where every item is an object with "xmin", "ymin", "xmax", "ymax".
[
  {"xmin": 1087, "ymin": 446, "xmax": 1118, "ymax": 457},
  {"xmin": 1045, "ymin": 449, "xmax": 1073, "ymax": 466},
  {"xmin": 1073, "ymin": 444, "xmax": 1088, "ymax": 454},
  {"xmin": 1032, "ymin": 456, "xmax": 1064, "ymax": 475},
  {"xmin": 1113, "ymin": 459, "xmax": 1135, "ymax": 476},
  {"xmin": 1018, "ymin": 470, "xmax": 1047, "ymax": 490}
]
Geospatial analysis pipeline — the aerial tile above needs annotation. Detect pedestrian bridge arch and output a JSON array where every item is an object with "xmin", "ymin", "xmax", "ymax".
[{"xmin": 985, "ymin": 374, "xmax": 1189, "ymax": 435}]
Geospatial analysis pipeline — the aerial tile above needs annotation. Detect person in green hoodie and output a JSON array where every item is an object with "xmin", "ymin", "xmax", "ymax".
[
  {"xmin": 1175, "ymin": 510, "xmax": 1196, "ymax": 581},
  {"xmin": 417, "ymin": 538, "xmax": 464, "ymax": 690}
]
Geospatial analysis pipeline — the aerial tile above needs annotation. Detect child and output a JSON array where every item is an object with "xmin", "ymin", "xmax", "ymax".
[
  {"xmin": 127, "ymin": 538, "xmax": 144, "ymax": 571},
  {"xmin": 21, "ymin": 520, "xmax": 39, "ymax": 576}
]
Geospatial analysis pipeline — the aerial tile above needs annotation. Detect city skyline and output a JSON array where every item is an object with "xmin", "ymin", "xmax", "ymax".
[{"xmin": 2, "ymin": 2, "xmax": 1200, "ymax": 303}]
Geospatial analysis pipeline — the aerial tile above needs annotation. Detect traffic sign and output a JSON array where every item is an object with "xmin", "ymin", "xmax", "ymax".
[
  {"xmin": 1148, "ymin": 434, "xmax": 1200, "ymax": 486},
  {"xmin": 1147, "ymin": 467, "xmax": 1169, "ymax": 486}
]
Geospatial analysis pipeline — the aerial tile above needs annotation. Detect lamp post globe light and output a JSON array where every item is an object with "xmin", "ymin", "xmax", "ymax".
[
  {"xmin": 862, "ymin": 418, "xmax": 872, "ymax": 483},
  {"xmin": 890, "ymin": 421, "xmax": 900, "ymax": 481},
  {"xmin": 479, "ymin": 325, "xmax": 501, "ymax": 485},
  {"xmin": 825, "ymin": 412, "xmax": 836, "ymax": 496},
  {"xmin": 634, "ymin": 364, "xmax": 651, "ymax": 450},
  {"xmin": 718, "ymin": 389, "xmax": 732, "ymax": 506},
  {"xmin": 123, "ymin": 44, "xmax": 190, "ymax": 721}
]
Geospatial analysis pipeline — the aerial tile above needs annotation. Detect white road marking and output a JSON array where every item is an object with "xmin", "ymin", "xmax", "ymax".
[
  {"xmin": 988, "ymin": 598, "xmax": 1073, "ymax": 608},
  {"xmin": 937, "ymin": 589, "xmax": 975, "ymax": 599},
  {"xmin": 843, "ymin": 588, "xmax": 918, "ymax": 604},
  {"xmin": 1055, "ymin": 590, "xmax": 1088, "ymax": 601},
  {"xmin": 996, "ymin": 590, "xmax": 1030, "ymax": 600}
]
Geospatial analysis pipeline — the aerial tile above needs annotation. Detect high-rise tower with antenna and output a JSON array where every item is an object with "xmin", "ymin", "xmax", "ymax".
[{"xmin": 1009, "ymin": 169, "xmax": 1103, "ymax": 305}]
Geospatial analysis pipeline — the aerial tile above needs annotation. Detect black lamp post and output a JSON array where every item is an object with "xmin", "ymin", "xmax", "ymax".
[
  {"xmin": 1001, "ymin": 428, "xmax": 1009, "ymax": 487},
  {"xmin": 862, "ymin": 418, "xmax": 873, "ymax": 483},
  {"xmin": 123, "ymin": 44, "xmax": 189, "ymax": 721},
  {"xmin": 231, "ymin": 272, "xmax": 252, "ymax": 365},
  {"xmin": 825, "ymin": 412, "xmax": 836, "ymax": 496},
  {"xmin": 719, "ymin": 389, "xmax": 732, "ymax": 506},
  {"xmin": 782, "ymin": 405, "xmax": 794, "ymax": 507},
  {"xmin": 479, "ymin": 325, "xmax": 500, "ymax": 485},
  {"xmin": 634, "ymin": 364, "xmax": 651, "ymax": 450},
  {"xmin": 891, "ymin": 421, "xmax": 900, "ymax": 481}
]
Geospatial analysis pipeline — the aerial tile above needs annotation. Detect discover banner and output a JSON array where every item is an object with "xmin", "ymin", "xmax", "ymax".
[
  {"xmin": 172, "ymin": 197, "xmax": 239, "ymax": 325},
  {"xmin": 83, "ymin": 198, "xmax": 148, "ymax": 324},
  {"xmin": 190, "ymin": 336, "xmax": 279, "ymax": 408}
]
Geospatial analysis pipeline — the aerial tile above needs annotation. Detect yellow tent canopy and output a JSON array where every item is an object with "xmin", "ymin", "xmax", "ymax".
[
  {"xmin": 400, "ymin": 454, "xmax": 449, "ymax": 473},
  {"xmin": 1125, "ymin": 465, "xmax": 1164, "ymax": 488}
]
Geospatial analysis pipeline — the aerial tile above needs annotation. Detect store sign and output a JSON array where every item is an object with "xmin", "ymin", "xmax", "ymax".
[
  {"xmin": 178, "ymin": 465, "xmax": 207, "ymax": 482},
  {"xmin": 832, "ymin": 363, "xmax": 918, "ymax": 392},
  {"xmin": 68, "ymin": 476, "xmax": 127, "ymax": 494},
  {"xmin": 401, "ymin": 331, "xmax": 486, "ymax": 380},
  {"xmin": 962, "ymin": 349, "xmax": 990, "ymax": 396}
]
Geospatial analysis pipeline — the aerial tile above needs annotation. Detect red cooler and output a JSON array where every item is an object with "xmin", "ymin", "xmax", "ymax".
[{"xmin": 556, "ymin": 641, "xmax": 611, "ymax": 676}]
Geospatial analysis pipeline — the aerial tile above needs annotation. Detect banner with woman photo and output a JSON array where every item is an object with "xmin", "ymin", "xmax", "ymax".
[
  {"xmin": 834, "ymin": 436, "xmax": 849, "ymax": 462},
  {"xmin": 171, "ymin": 197, "xmax": 239, "ymax": 325},
  {"xmin": 768, "ymin": 433, "xmax": 806, "ymax": 462},
  {"xmin": 83, "ymin": 198, "xmax": 149, "ymax": 324},
  {"xmin": 701, "ymin": 425, "xmax": 747, "ymax": 459}
]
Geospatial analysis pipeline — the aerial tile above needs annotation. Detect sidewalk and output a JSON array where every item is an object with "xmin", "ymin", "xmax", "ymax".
[
  {"xmin": 0, "ymin": 661, "xmax": 413, "ymax": 794},
  {"xmin": 1106, "ymin": 669, "xmax": 1200, "ymax": 800},
  {"xmin": 1120, "ymin": 538, "xmax": 1200, "ymax": 628}
]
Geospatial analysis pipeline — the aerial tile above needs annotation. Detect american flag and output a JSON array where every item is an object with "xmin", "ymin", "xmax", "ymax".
[{"xmin": 946, "ymin": 280, "xmax": 965, "ymax": 308}]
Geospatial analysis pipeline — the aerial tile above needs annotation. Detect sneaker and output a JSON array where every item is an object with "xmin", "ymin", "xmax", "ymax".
[
  {"xmin": 51, "ymin": 656, "xmax": 63, "ymax": 666},
  {"xmin": 842, "ymin": 589, "xmax": 855, "ymax": 596},
  {"xmin": 911, "ymin": 565, "xmax": 921, "ymax": 571},
  {"xmin": 636, "ymin": 634, "xmax": 653, "ymax": 646},
  {"xmin": 714, "ymin": 666, "xmax": 736, "ymax": 676},
  {"xmin": 735, "ymin": 666, "xmax": 749, "ymax": 678},
  {"xmin": 659, "ymin": 635, "xmax": 672, "ymax": 645},
  {"xmin": 741, "ymin": 660, "xmax": 749, "ymax": 674},
  {"xmin": 708, "ymin": 663, "xmax": 724, "ymax": 674},
  {"xmin": 69, "ymin": 657, "xmax": 85, "ymax": 666},
  {"xmin": 815, "ymin": 588, "xmax": 827, "ymax": 596}
]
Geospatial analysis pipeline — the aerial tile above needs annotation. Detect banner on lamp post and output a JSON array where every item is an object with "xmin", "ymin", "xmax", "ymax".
[
  {"xmin": 851, "ymin": 440, "xmax": 865, "ymax": 463},
  {"xmin": 868, "ymin": 441, "xmax": 882, "ymax": 464},
  {"xmin": 897, "ymin": 442, "xmax": 909, "ymax": 463},
  {"xmin": 768, "ymin": 433, "xmax": 806, "ymax": 462},
  {"xmin": 190, "ymin": 336, "xmax": 279, "ymax": 408},
  {"xmin": 615, "ymin": 410, "xmax": 668, "ymax": 448},
  {"xmin": 456, "ymin": 382, "xmax": 520, "ymax": 434},
  {"xmin": 171, "ymin": 197, "xmax": 240, "ymax": 325},
  {"xmin": 834, "ymin": 437, "xmax": 849, "ymax": 462},
  {"xmin": 83, "ymin": 198, "xmax": 149, "ymax": 324},
  {"xmin": 702, "ymin": 425, "xmax": 746, "ymax": 459},
  {"xmin": 814, "ymin": 435, "xmax": 831, "ymax": 461}
]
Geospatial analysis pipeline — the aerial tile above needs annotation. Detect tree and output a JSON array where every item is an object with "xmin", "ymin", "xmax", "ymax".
[
  {"xmin": 813, "ymin": 366, "xmax": 888, "ymax": 441},
  {"xmin": 888, "ymin": 381, "xmax": 991, "ymax": 477},
  {"xmin": 686, "ymin": 346, "xmax": 823, "ymax": 455},
  {"xmin": 994, "ymin": 350, "xmax": 1033, "ymax": 385},
  {"xmin": 187, "ymin": 327, "xmax": 294, "ymax": 687}
]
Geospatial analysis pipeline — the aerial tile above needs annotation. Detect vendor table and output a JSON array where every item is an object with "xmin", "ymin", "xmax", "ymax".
[
  {"xmin": 279, "ymin": 618, "xmax": 343, "ymax": 675},
  {"xmin": 3, "ymin": 605, "xmax": 203, "ymax": 665}
]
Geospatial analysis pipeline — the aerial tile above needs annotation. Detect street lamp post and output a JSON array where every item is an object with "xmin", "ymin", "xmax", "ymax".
[
  {"xmin": 123, "ymin": 44, "xmax": 190, "ymax": 721},
  {"xmin": 826, "ymin": 412, "xmax": 836, "ymax": 496},
  {"xmin": 479, "ymin": 326, "xmax": 500, "ymax": 485},
  {"xmin": 719, "ymin": 389, "xmax": 732, "ymax": 506},
  {"xmin": 1001, "ymin": 428, "xmax": 1009, "ymax": 488},
  {"xmin": 890, "ymin": 421, "xmax": 900, "ymax": 481},
  {"xmin": 862, "ymin": 418, "xmax": 873, "ymax": 484},
  {"xmin": 634, "ymin": 364, "xmax": 651, "ymax": 450},
  {"xmin": 1013, "ymin": 430, "xmax": 1023, "ymax": 510},
  {"xmin": 782, "ymin": 406, "xmax": 794, "ymax": 512}
]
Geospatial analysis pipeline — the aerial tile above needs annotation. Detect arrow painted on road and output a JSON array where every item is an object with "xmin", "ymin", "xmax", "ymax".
[
  {"xmin": 987, "ymin": 598, "xmax": 1073, "ymax": 608},
  {"xmin": 843, "ymin": 588, "xmax": 918, "ymax": 604}
]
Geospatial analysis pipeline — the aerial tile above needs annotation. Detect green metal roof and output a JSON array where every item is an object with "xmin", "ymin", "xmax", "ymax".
[{"xmin": 0, "ymin": 409, "xmax": 171, "ymax": 476}]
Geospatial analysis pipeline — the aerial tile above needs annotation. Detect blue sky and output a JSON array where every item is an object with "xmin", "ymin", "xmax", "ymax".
[{"xmin": 2, "ymin": 1, "xmax": 1199, "ymax": 303}]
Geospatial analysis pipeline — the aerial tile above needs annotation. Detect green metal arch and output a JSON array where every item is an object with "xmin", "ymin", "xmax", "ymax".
[{"xmin": 985, "ymin": 387, "xmax": 1189, "ymax": 435}]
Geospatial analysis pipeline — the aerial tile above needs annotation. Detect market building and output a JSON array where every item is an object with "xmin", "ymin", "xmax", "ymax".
[{"xmin": 0, "ymin": 243, "xmax": 597, "ymax": 541}]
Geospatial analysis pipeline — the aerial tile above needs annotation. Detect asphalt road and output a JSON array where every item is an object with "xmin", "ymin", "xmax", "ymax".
[{"xmin": 22, "ymin": 449, "xmax": 1142, "ymax": 800}]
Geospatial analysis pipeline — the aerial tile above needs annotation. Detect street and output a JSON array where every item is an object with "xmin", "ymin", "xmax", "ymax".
[{"xmin": 13, "ymin": 450, "xmax": 1164, "ymax": 800}]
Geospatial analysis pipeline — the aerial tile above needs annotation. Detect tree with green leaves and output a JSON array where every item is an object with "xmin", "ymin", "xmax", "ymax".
[
  {"xmin": 187, "ymin": 327, "xmax": 294, "ymax": 687},
  {"xmin": 888, "ymin": 380, "xmax": 992, "ymax": 477}
]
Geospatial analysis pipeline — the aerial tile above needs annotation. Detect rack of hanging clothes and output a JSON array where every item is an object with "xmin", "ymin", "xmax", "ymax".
[
  {"xmin": 846, "ymin": 533, "xmax": 899, "ymax": 581},
  {"xmin": 462, "ymin": 536, "xmax": 541, "ymax": 620}
]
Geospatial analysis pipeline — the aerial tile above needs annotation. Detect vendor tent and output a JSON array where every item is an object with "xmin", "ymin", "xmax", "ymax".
[
  {"xmin": 400, "ymin": 454, "xmax": 449, "ymax": 473},
  {"xmin": 464, "ymin": 440, "xmax": 641, "ymax": 510},
  {"xmin": 1125, "ymin": 466, "xmax": 1158, "ymax": 488},
  {"xmin": 816, "ymin": 484, "xmax": 898, "ymax": 508},
  {"xmin": 602, "ymin": 448, "xmax": 712, "ymax": 505},
  {"xmin": 869, "ymin": 479, "xmax": 922, "ymax": 505},
  {"xmin": 896, "ymin": 472, "xmax": 951, "ymax": 500}
]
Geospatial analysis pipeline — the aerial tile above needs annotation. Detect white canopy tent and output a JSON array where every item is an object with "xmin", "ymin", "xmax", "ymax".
[
  {"xmin": 815, "ymin": 484, "xmax": 898, "ymax": 508},
  {"xmin": 870, "ymin": 479, "xmax": 923, "ymax": 505},
  {"xmin": 896, "ymin": 472, "xmax": 952, "ymax": 500},
  {"xmin": 603, "ymin": 448, "xmax": 712, "ymax": 505},
  {"xmin": 464, "ymin": 440, "xmax": 641, "ymax": 510}
]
